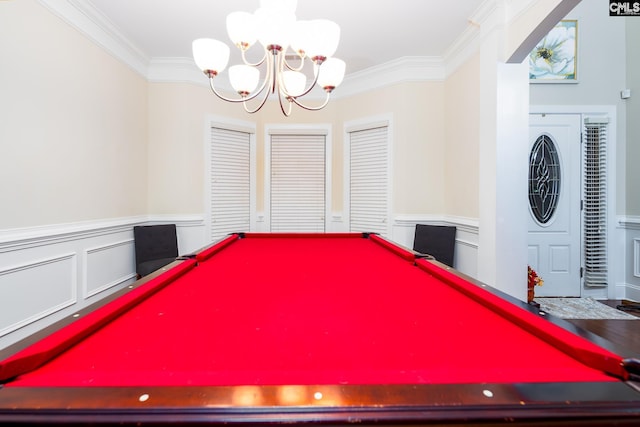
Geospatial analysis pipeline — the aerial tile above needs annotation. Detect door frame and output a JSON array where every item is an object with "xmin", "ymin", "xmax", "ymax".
[{"xmin": 530, "ymin": 105, "xmax": 617, "ymax": 299}]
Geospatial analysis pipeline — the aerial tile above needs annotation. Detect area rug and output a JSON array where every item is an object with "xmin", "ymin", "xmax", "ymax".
[{"xmin": 533, "ymin": 297, "xmax": 638, "ymax": 320}]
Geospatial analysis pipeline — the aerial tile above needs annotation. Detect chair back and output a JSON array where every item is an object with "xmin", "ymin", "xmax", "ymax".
[
  {"xmin": 134, "ymin": 224, "xmax": 178, "ymax": 276},
  {"xmin": 413, "ymin": 224, "xmax": 456, "ymax": 267}
]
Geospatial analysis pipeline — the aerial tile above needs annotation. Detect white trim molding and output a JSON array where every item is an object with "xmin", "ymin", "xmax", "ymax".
[
  {"xmin": 0, "ymin": 216, "xmax": 148, "ymax": 253},
  {"xmin": 619, "ymin": 216, "xmax": 640, "ymax": 231}
]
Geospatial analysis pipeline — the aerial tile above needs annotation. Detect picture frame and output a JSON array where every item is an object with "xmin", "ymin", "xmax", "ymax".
[{"xmin": 529, "ymin": 20, "xmax": 577, "ymax": 83}]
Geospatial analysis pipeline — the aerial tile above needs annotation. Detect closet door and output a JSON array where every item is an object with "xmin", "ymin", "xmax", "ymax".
[
  {"xmin": 209, "ymin": 127, "xmax": 251, "ymax": 240},
  {"xmin": 270, "ymin": 134, "xmax": 326, "ymax": 232},
  {"xmin": 348, "ymin": 125, "xmax": 389, "ymax": 237}
]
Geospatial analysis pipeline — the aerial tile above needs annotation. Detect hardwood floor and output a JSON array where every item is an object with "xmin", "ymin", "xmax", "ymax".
[{"xmin": 564, "ymin": 300, "xmax": 640, "ymax": 355}]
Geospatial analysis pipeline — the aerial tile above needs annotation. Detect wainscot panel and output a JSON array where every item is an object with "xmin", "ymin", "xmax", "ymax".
[
  {"xmin": 85, "ymin": 239, "xmax": 136, "ymax": 298},
  {"xmin": 0, "ymin": 253, "xmax": 77, "ymax": 338}
]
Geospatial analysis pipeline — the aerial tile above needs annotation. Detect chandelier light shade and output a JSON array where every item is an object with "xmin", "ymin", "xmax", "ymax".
[
  {"xmin": 192, "ymin": 39, "xmax": 230, "ymax": 75},
  {"xmin": 192, "ymin": 0, "xmax": 346, "ymax": 116}
]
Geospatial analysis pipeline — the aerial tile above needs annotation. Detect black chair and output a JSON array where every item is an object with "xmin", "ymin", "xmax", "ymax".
[
  {"xmin": 413, "ymin": 224, "xmax": 456, "ymax": 267},
  {"xmin": 134, "ymin": 224, "xmax": 178, "ymax": 278}
]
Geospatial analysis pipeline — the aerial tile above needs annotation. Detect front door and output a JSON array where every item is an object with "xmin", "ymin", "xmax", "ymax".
[{"xmin": 527, "ymin": 114, "xmax": 581, "ymax": 297}]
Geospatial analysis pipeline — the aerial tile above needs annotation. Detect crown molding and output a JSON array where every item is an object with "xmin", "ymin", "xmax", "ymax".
[
  {"xmin": 469, "ymin": 0, "xmax": 500, "ymax": 28},
  {"xmin": 38, "ymin": 0, "xmax": 149, "ymax": 76},
  {"xmin": 444, "ymin": 0, "xmax": 497, "ymax": 70},
  {"xmin": 334, "ymin": 56, "xmax": 445, "ymax": 98},
  {"xmin": 147, "ymin": 58, "xmax": 204, "ymax": 85},
  {"xmin": 38, "ymin": 0, "xmax": 485, "ymax": 95},
  {"xmin": 442, "ymin": 24, "xmax": 481, "ymax": 77}
]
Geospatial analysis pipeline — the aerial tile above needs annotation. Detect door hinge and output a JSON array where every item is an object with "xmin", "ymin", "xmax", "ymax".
[
  {"xmin": 580, "ymin": 200, "xmax": 584, "ymax": 211},
  {"xmin": 580, "ymin": 267, "xmax": 584, "ymax": 278}
]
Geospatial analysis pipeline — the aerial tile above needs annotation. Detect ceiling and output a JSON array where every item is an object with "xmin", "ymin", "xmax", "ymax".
[{"xmin": 85, "ymin": 0, "xmax": 487, "ymax": 75}]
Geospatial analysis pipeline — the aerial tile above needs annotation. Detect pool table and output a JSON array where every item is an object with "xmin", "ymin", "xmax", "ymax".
[{"xmin": 1, "ymin": 232, "xmax": 639, "ymax": 425}]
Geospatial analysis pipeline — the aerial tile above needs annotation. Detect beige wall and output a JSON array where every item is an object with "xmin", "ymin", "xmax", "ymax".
[
  {"xmin": 0, "ymin": 0, "xmax": 148, "ymax": 229},
  {"xmin": 444, "ymin": 53, "xmax": 481, "ymax": 219}
]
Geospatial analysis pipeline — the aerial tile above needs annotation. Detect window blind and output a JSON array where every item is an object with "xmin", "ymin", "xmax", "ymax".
[
  {"xmin": 349, "ymin": 126, "xmax": 389, "ymax": 237},
  {"xmin": 270, "ymin": 134, "xmax": 326, "ymax": 232},
  {"xmin": 583, "ymin": 118, "xmax": 608, "ymax": 287},
  {"xmin": 210, "ymin": 127, "xmax": 251, "ymax": 241}
]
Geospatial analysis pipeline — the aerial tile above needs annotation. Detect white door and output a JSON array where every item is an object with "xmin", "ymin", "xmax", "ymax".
[
  {"xmin": 269, "ymin": 134, "xmax": 326, "ymax": 232},
  {"xmin": 209, "ymin": 127, "xmax": 251, "ymax": 241},
  {"xmin": 348, "ymin": 125, "xmax": 390, "ymax": 237},
  {"xmin": 527, "ymin": 114, "xmax": 581, "ymax": 297}
]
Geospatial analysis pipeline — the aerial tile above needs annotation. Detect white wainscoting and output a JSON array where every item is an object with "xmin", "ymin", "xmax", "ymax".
[
  {"xmin": 0, "ymin": 216, "xmax": 206, "ymax": 350},
  {"xmin": 619, "ymin": 216, "xmax": 640, "ymax": 301}
]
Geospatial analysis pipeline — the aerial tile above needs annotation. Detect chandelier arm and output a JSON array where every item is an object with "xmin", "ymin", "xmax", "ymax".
[
  {"xmin": 242, "ymin": 85, "xmax": 272, "ymax": 114},
  {"xmin": 207, "ymin": 78, "xmax": 249, "ymax": 103},
  {"xmin": 207, "ymin": 77, "xmax": 262, "ymax": 103},
  {"xmin": 282, "ymin": 53, "xmax": 305, "ymax": 72},
  {"xmin": 289, "ymin": 91, "xmax": 332, "ymax": 111},
  {"xmin": 279, "ymin": 61, "xmax": 322, "ymax": 99},
  {"xmin": 240, "ymin": 54, "xmax": 275, "ymax": 114},
  {"xmin": 240, "ymin": 48, "xmax": 267, "ymax": 67},
  {"xmin": 276, "ymin": 81, "xmax": 293, "ymax": 117}
]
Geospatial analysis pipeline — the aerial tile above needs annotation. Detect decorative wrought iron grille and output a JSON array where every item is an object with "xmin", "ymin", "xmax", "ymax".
[{"xmin": 529, "ymin": 134, "xmax": 561, "ymax": 224}]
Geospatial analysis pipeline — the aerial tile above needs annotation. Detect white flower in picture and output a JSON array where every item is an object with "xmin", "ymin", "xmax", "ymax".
[{"xmin": 529, "ymin": 21, "xmax": 577, "ymax": 81}]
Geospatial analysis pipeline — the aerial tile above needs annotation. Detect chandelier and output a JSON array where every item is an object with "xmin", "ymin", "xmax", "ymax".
[{"xmin": 192, "ymin": 0, "xmax": 346, "ymax": 116}]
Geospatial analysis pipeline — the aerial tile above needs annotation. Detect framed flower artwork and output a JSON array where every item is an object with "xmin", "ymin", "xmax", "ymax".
[{"xmin": 529, "ymin": 20, "xmax": 577, "ymax": 83}]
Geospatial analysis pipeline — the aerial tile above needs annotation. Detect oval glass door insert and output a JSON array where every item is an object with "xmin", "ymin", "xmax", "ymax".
[{"xmin": 529, "ymin": 134, "xmax": 561, "ymax": 224}]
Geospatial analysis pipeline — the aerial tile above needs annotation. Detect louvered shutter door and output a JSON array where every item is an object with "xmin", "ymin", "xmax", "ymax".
[
  {"xmin": 583, "ymin": 118, "xmax": 608, "ymax": 287},
  {"xmin": 210, "ymin": 127, "xmax": 251, "ymax": 241},
  {"xmin": 270, "ymin": 134, "xmax": 326, "ymax": 232},
  {"xmin": 349, "ymin": 126, "xmax": 388, "ymax": 237}
]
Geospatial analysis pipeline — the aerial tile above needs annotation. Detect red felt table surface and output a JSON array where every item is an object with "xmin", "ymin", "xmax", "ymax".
[{"xmin": 6, "ymin": 234, "xmax": 619, "ymax": 387}]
